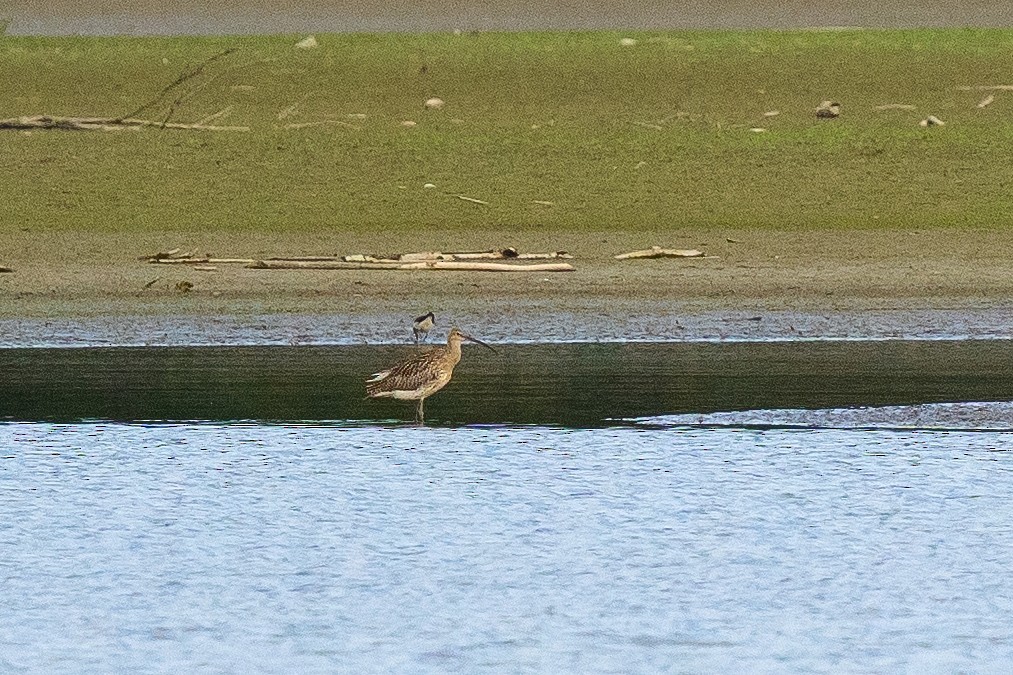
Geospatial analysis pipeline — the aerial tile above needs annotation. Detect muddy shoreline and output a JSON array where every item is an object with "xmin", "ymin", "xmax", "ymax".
[{"xmin": 2, "ymin": 228, "xmax": 1012, "ymax": 346}]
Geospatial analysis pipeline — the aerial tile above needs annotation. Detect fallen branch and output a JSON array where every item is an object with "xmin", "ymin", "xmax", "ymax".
[
  {"xmin": 139, "ymin": 248, "xmax": 181, "ymax": 261},
  {"xmin": 119, "ymin": 47, "xmax": 237, "ymax": 123},
  {"xmin": 1, "ymin": 115, "xmax": 249, "ymax": 132},
  {"xmin": 249, "ymin": 260, "xmax": 406, "ymax": 270},
  {"xmin": 343, "ymin": 248, "xmax": 572, "ymax": 262},
  {"xmin": 614, "ymin": 247, "xmax": 707, "ymax": 260},
  {"xmin": 196, "ymin": 105, "xmax": 235, "ymax": 125},
  {"xmin": 281, "ymin": 120, "xmax": 361, "ymax": 130},
  {"xmin": 874, "ymin": 103, "xmax": 916, "ymax": 111},
  {"xmin": 140, "ymin": 248, "xmax": 574, "ymax": 266},
  {"xmin": 958, "ymin": 85, "xmax": 1013, "ymax": 91},
  {"xmin": 247, "ymin": 259, "xmax": 574, "ymax": 272},
  {"xmin": 400, "ymin": 261, "xmax": 574, "ymax": 272},
  {"xmin": 148, "ymin": 257, "xmax": 255, "ymax": 265},
  {"xmin": 138, "ymin": 248, "xmax": 198, "ymax": 262}
]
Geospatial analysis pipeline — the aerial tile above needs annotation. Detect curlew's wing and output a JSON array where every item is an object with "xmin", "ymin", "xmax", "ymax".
[
  {"xmin": 365, "ymin": 369, "xmax": 391, "ymax": 383},
  {"xmin": 365, "ymin": 351, "xmax": 448, "ymax": 397}
]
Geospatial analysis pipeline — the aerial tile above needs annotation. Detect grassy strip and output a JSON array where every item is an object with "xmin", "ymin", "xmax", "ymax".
[{"xmin": 3, "ymin": 29, "xmax": 1013, "ymax": 234}]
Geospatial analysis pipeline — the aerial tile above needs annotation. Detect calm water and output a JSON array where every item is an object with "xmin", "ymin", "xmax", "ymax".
[
  {"xmin": 3, "ymin": 342, "xmax": 1013, "ymax": 672},
  {"xmin": 2, "ymin": 340, "xmax": 1013, "ymax": 424},
  {"xmin": 3, "ymin": 419, "xmax": 1013, "ymax": 672}
]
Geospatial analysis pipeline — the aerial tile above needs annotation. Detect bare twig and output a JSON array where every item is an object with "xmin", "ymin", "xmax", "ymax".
[
  {"xmin": 196, "ymin": 105, "xmax": 234, "ymax": 125},
  {"xmin": 281, "ymin": 120, "xmax": 361, "ymax": 130},
  {"xmin": 957, "ymin": 85, "xmax": 1013, "ymax": 91},
  {"xmin": 119, "ymin": 48, "xmax": 238, "ymax": 122},
  {"xmin": 160, "ymin": 54, "xmax": 274, "ymax": 128}
]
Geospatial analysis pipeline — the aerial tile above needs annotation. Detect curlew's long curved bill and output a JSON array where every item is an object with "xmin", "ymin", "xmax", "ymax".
[{"xmin": 460, "ymin": 333, "xmax": 497, "ymax": 353}]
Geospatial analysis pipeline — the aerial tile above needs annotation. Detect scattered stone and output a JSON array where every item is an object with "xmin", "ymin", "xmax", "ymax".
[
  {"xmin": 423, "ymin": 183, "xmax": 436, "ymax": 189},
  {"xmin": 977, "ymin": 94, "xmax": 995, "ymax": 109},
  {"xmin": 401, "ymin": 120, "xmax": 417, "ymax": 127},
  {"xmin": 424, "ymin": 97, "xmax": 445, "ymax": 110},
  {"xmin": 815, "ymin": 100, "xmax": 841, "ymax": 118},
  {"xmin": 919, "ymin": 115, "xmax": 945, "ymax": 127},
  {"xmin": 295, "ymin": 35, "xmax": 318, "ymax": 49},
  {"xmin": 763, "ymin": 110, "xmax": 780, "ymax": 117},
  {"xmin": 619, "ymin": 38, "xmax": 639, "ymax": 47},
  {"xmin": 175, "ymin": 280, "xmax": 194, "ymax": 293},
  {"xmin": 749, "ymin": 127, "xmax": 767, "ymax": 133}
]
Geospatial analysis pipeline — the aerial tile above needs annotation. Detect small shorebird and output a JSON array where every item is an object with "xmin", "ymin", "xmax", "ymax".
[
  {"xmin": 412, "ymin": 311, "xmax": 436, "ymax": 343},
  {"xmin": 366, "ymin": 327, "xmax": 495, "ymax": 424}
]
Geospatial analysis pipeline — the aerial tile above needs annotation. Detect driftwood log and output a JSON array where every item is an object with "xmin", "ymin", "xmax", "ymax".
[
  {"xmin": 344, "ymin": 248, "xmax": 572, "ymax": 263},
  {"xmin": 149, "ymin": 257, "xmax": 257, "ymax": 265},
  {"xmin": 142, "ymin": 247, "xmax": 573, "ymax": 267},
  {"xmin": 0, "ymin": 115, "xmax": 249, "ymax": 132},
  {"xmin": 247, "ymin": 260, "xmax": 575, "ymax": 272},
  {"xmin": 614, "ymin": 247, "xmax": 706, "ymax": 260}
]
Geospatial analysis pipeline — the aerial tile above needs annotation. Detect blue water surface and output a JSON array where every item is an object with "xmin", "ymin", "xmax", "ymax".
[{"xmin": 3, "ymin": 418, "xmax": 1013, "ymax": 673}]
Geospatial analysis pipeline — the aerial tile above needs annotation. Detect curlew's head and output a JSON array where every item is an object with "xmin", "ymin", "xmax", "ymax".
[{"xmin": 447, "ymin": 327, "xmax": 496, "ymax": 353}]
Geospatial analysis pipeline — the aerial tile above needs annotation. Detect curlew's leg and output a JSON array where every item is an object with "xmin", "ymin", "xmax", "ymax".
[{"xmin": 416, "ymin": 397, "xmax": 425, "ymax": 425}]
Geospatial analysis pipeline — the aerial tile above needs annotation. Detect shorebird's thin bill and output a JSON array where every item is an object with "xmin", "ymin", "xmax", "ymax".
[{"xmin": 462, "ymin": 333, "xmax": 497, "ymax": 353}]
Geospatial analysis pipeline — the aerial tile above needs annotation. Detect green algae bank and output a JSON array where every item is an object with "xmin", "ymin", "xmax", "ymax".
[{"xmin": 5, "ymin": 30, "xmax": 1013, "ymax": 236}]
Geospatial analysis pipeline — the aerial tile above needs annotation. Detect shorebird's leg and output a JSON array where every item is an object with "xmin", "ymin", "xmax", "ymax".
[{"xmin": 416, "ymin": 398, "xmax": 425, "ymax": 425}]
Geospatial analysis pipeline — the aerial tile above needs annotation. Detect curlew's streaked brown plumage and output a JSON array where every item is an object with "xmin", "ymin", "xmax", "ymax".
[{"xmin": 365, "ymin": 327, "xmax": 495, "ymax": 424}]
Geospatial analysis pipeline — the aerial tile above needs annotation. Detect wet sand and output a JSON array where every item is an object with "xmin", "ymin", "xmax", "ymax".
[{"xmin": 2, "ymin": 228, "xmax": 1012, "ymax": 345}]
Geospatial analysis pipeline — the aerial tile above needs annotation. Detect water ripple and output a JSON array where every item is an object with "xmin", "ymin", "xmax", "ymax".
[{"xmin": 3, "ymin": 422, "xmax": 1013, "ymax": 671}]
